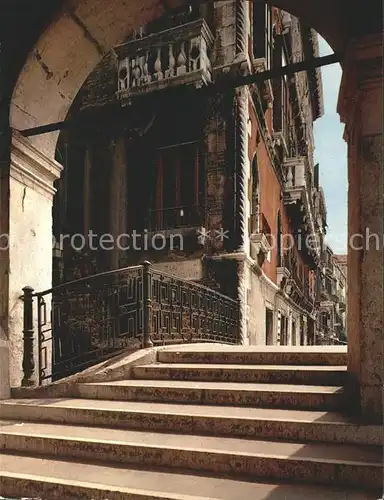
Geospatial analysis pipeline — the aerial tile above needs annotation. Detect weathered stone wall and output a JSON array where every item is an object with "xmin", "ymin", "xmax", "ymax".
[
  {"xmin": 212, "ymin": 0, "xmax": 237, "ymax": 66},
  {"xmin": 204, "ymin": 93, "xmax": 235, "ymax": 253},
  {"xmin": 78, "ymin": 52, "xmax": 117, "ymax": 111},
  {"xmin": 0, "ymin": 341, "xmax": 10, "ymax": 398},
  {"xmin": 8, "ymin": 132, "xmax": 62, "ymax": 388}
]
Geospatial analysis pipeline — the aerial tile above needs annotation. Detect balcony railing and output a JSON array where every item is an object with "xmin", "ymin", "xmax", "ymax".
[
  {"xmin": 283, "ymin": 157, "xmax": 320, "ymax": 263},
  {"xmin": 146, "ymin": 205, "xmax": 204, "ymax": 232},
  {"xmin": 21, "ymin": 262, "xmax": 240, "ymax": 385},
  {"xmin": 285, "ymin": 156, "xmax": 307, "ymax": 194},
  {"xmin": 115, "ymin": 18, "xmax": 214, "ymax": 102}
]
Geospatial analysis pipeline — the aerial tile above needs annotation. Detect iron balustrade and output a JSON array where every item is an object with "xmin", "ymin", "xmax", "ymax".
[
  {"xmin": 30, "ymin": 265, "xmax": 144, "ymax": 385},
  {"xmin": 21, "ymin": 262, "xmax": 240, "ymax": 385},
  {"xmin": 150, "ymin": 268, "xmax": 239, "ymax": 345}
]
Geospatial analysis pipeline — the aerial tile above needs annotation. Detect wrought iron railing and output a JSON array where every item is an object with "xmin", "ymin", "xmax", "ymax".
[
  {"xmin": 150, "ymin": 268, "xmax": 239, "ymax": 345},
  {"xmin": 21, "ymin": 262, "xmax": 240, "ymax": 385}
]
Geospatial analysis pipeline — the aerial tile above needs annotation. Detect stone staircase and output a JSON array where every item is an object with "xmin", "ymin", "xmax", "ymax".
[{"xmin": 0, "ymin": 345, "xmax": 382, "ymax": 499}]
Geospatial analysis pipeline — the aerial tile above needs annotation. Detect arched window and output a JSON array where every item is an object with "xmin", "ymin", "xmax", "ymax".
[{"xmin": 251, "ymin": 154, "xmax": 260, "ymax": 234}]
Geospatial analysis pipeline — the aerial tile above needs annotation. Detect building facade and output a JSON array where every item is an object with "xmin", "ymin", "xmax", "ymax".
[
  {"xmin": 316, "ymin": 248, "xmax": 348, "ymax": 344},
  {"xmin": 52, "ymin": 1, "xmax": 327, "ymax": 346}
]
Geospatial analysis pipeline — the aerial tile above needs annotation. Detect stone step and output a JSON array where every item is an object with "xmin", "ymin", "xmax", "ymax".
[
  {"xmin": 0, "ymin": 422, "xmax": 381, "ymax": 489},
  {"xmin": 157, "ymin": 346, "xmax": 348, "ymax": 366},
  {"xmin": 133, "ymin": 363, "xmax": 347, "ymax": 385},
  {"xmin": 1, "ymin": 398, "xmax": 381, "ymax": 445},
  {"xmin": 1, "ymin": 453, "xmax": 379, "ymax": 500},
  {"xmin": 75, "ymin": 380, "xmax": 345, "ymax": 411}
]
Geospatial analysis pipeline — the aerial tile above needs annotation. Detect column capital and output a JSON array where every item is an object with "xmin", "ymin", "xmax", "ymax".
[
  {"xmin": 338, "ymin": 34, "xmax": 382, "ymax": 140},
  {"xmin": 10, "ymin": 130, "xmax": 63, "ymax": 199}
]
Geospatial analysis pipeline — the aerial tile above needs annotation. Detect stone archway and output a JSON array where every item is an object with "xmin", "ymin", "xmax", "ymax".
[
  {"xmin": 3, "ymin": 0, "xmax": 383, "ymax": 423},
  {"xmin": 9, "ymin": 0, "xmax": 347, "ymax": 159},
  {"xmin": 10, "ymin": 0, "xmax": 167, "ymax": 158}
]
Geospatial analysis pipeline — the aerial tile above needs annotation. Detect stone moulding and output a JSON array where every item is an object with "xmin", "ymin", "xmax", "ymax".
[
  {"xmin": 273, "ymin": 131, "xmax": 289, "ymax": 158},
  {"xmin": 250, "ymin": 232, "xmax": 272, "ymax": 257},
  {"xmin": 277, "ymin": 266, "xmax": 291, "ymax": 287},
  {"xmin": 283, "ymin": 278, "xmax": 315, "ymax": 315}
]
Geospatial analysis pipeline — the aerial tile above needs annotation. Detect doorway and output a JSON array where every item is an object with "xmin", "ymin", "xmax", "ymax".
[{"xmin": 266, "ymin": 308, "xmax": 274, "ymax": 345}]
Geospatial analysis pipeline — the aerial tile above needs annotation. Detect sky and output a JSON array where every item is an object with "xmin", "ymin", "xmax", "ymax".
[{"xmin": 313, "ymin": 37, "xmax": 348, "ymax": 254}]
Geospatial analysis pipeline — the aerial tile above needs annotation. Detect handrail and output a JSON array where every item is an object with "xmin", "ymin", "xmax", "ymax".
[
  {"xmin": 21, "ymin": 261, "xmax": 240, "ymax": 386},
  {"xmin": 33, "ymin": 263, "xmax": 237, "ymax": 305},
  {"xmin": 33, "ymin": 264, "xmax": 144, "ymax": 297},
  {"xmin": 151, "ymin": 267, "xmax": 238, "ymax": 303}
]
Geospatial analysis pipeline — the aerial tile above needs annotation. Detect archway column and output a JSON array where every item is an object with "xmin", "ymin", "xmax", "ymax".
[
  {"xmin": 108, "ymin": 135, "xmax": 127, "ymax": 270},
  {"xmin": 338, "ymin": 34, "xmax": 383, "ymax": 422},
  {"xmin": 6, "ymin": 131, "xmax": 62, "ymax": 390}
]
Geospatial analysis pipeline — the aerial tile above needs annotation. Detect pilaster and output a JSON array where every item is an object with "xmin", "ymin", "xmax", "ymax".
[
  {"xmin": 8, "ymin": 131, "xmax": 62, "ymax": 388},
  {"xmin": 338, "ymin": 34, "xmax": 383, "ymax": 422}
]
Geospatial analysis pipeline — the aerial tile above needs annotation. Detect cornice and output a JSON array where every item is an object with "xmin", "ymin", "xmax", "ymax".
[
  {"xmin": 337, "ymin": 34, "xmax": 382, "ymax": 139},
  {"xmin": 10, "ymin": 131, "xmax": 63, "ymax": 198}
]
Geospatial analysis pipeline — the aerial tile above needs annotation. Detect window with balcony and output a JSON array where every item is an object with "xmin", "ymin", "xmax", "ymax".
[{"xmin": 149, "ymin": 141, "xmax": 203, "ymax": 231}]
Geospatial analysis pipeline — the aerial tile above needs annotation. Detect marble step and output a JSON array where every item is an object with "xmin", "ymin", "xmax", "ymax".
[
  {"xmin": 157, "ymin": 345, "xmax": 348, "ymax": 366},
  {"xmin": 1, "ymin": 453, "xmax": 379, "ymax": 500},
  {"xmin": 0, "ymin": 421, "xmax": 381, "ymax": 489},
  {"xmin": 75, "ymin": 379, "xmax": 345, "ymax": 411},
  {"xmin": 132, "ymin": 363, "xmax": 347, "ymax": 385},
  {"xmin": 1, "ymin": 398, "xmax": 380, "ymax": 445}
]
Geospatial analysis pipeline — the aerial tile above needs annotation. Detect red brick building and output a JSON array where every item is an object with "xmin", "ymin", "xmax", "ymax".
[{"xmin": 53, "ymin": 1, "xmax": 327, "ymax": 346}]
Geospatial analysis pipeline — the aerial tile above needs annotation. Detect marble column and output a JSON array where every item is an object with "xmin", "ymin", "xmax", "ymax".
[{"xmin": 338, "ymin": 34, "xmax": 383, "ymax": 422}]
